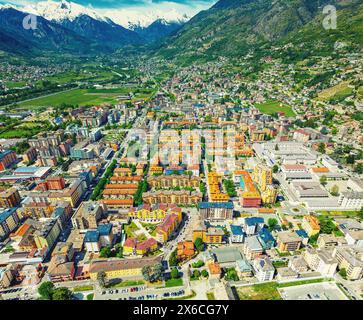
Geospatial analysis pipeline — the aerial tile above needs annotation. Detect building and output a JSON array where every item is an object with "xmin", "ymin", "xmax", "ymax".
[
  {"xmin": 236, "ymin": 258, "xmax": 253, "ymax": 278},
  {"xmin": 277, "ymin": 231, "xmax": 303, "ymax": 252},
  {"xmin": 332, "ymin": 246, "xmax": 363, "ymax": 280},
  {"xmin": 252, "ymin": 164, "xmax": 273, "ymax": 192},
  {"xmin": 0, "ymin": 266, "xmax": 13, "ymax": 289},
  {"xmin": 0, "ymin": 187, "xmax": 21, "ymax": 208},
  {"xmin": 198, "ymin": 202, "xmax": 233, "ymax": 221},
  {"xmin": 0, "ymin": 207, "xmax": 20, "ymax": 241},
  {"xmin": 243, "ymin": 217, "xmax": 265, "ymax": 236},
  {"xmin": 156, "ymin": 211, "xmax": 182, "ymax": 243},
  {"xmin": 338, "ymin": 192, "xmax": 363, "ymax": 210},
  {"xmin": 230, "ymin": 225, "xmax": 245, "ymax": 243},
  {"xmin": 345, "ymin": 230, "xmax": 363, "ymax": 246},
  {"xmin": 288, "ymin": 256, "xmax": 309, "ymax": 274},
  {"xmin": 317, "ymin": 234, "xmax": 347, "ymax": 249},
  {"xmin": 128, "ymin": 204, "xmax": 181, "ymax": 223},
  {"xmin": 45, "ymin": 176, "xmax": 66, "ymax": 190},
  {"xmin": 301, "ymin": 215, "xmax": 320, "ymax": 237},
  {"xmin": 72, "ymin": 201, "xmax": 107, "ymax": 230},
  {"xmin": 193, "ymin": 221, "xmax": 224, "ymax": 244},
  {"xmin": 33, "ymin": 219, "xmax": 61, "ymax": 250},
  {"xmin": 47, "ymin": 242, "xmax": 75, "ymax": 282},
  {"xmin": 124, "ymin": 237, "xmax": 158, "ymax": 256},
  {"xmin": 236, "ymin": 171, "xmax": 262, "ymax": 208},
  {"xmin": 0, "ymin": 150, "xmax": 17, "ymax": 171},
  {"xmin": 147, "ymin": 174, "xmax": 200, "ymax": 189},
  {"xmin": 177, "ymin": 241, "xmax": 195, "ymax": 261},
  {"xmin": 253, "ymin": 257, "xmax": 275, "ymax": 282},
  {"xmin": 84, "ymin": 230, "xmax": 101, "ymax": 253},
  {"xmin": 98, "ymin": 223, "xmax": 114, "ymax": 247},
  {"xmin": 89, "ymin": 256, "xmax": 162, "ymax": 280},
  {"xmin": 243, "ymin": 235, "xmax": 263, "ymax": 260},
  {"xmin": 48, "ymin": 178, "xmax": 86, "ymax": 207},
  {"xmin": 303, "ymin": 248, "xmax": 338, "ymax": 277},
  {"xmin": 142, "ymin": 190, "xmax": 202, "ymax": 206},
  {"xmin": 257, "ymin": 228, "xmax": 276, "ymax": 250},
  {"xmin": 23, "ymin": 147, "xmax": 37, "ymax": 164}
]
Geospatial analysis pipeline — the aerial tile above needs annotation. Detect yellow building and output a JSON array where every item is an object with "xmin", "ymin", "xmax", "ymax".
[
  {"xmin": 261, "ymin": 186, "xmax": 278, "ymax": 205},
  {"xmin": 301, "ymin": 215, "xmax": 320, "ymax": 237},
  {"xmin": 253, "ymin": 165, "xmax": 273, "ymax": 192},
  {"xmin": 207, "ymin": 172, "xmax": 230, "ymax": 202},
  {"xmin": 251, "ymin": 131, "xmax": 265, "ymax": 142},
  {"xmin": 33, "ymin": 220, "xmax": 61, "ymax": 250},
  {"xmin": 193, "ymin": 224, "xmax": 224, "ymax": 244},
  {"xmin": 89, "ymin": 256, "xmax": 162, "ymax": 280}
]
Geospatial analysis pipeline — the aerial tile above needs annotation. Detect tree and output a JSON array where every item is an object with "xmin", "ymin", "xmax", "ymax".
[
  {"xmin": 99, "ymin": 246, "xmax": 111, "ymax": 258},
  {"xmin": 331, "ymin": 185, "xmax": 339, "ymax": 196},
  {"xmin": 320, "ymin": 175, "xmax": 327, "ymax": 186},
  {"xmin": 38, "ymin": 281, "xmax": 54, "ymax": 300},
  {"xmin": 354, "ymin": 163, "xmax": 363, "ymax": 174},
  {"xmin": 267, "ymin": 218, "xmax": 278, "ymax": 231},
  {"xmin": 170, "ymin": 268, "xmax": 179, "ymax": 279},
  {"xmin": 318, "ymin": 142, "xmax": 326, "ymax": 154},
  {"xmin": 142, "ymin": 263, "xmax": 163, "ymax": 283},
  {"xmin": 194, "ymin": 237, "xmax": 205, "ymax": 252},
  {"xmin": 339, "ymin": 268, "xmax": 347, "ymax": 279},
  {"xmin": 201, "ymin": 270, "xmax": 209, "ymax": 278},
  {"xmin": 97, "ymin": 271, "xmax": 107, "ymax": 288},
  {"xmin": 192, "ymin": 270, "xmax": 201, "ymax": 279},
  {"xmin": 272, "ymin": 165, "xmax": 279, "ymax": 173},
  {"xmin": 52, "ymin": 287, "xmax": 73, "ymax": 300},
  {"xmin": 169, "ymin": 250, "xmax": 179, "ymax": 267},
  {"xmin": 225, "ymin": 268, "xmax": 239, "ymax": 281},
  {"xmin": 359, "ymin": 207, "xmax": 363, "ymax": 221}
]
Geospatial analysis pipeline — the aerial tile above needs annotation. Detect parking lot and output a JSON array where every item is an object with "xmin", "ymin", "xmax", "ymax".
[
  {"xmin": 279, "ymin": 282, "xmax": 348, "ymax": 300},
  {"xmin": 95, "ymin": 284, "xmax": 187, "ymax": 300}
]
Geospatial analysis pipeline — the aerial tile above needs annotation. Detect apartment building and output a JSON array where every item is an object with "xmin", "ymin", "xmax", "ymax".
[
  {"xmin": 72, "ymin": 201, "xmax": 107, "ymax": 230},
  {"xmin": 303, "ymin": 248, "xmax": 338, "ymax": 277},
  {"xmin": 0, "ymin": 187, "xmax": 21, "ymax": 208},
  {"xmin": 333, "ymin": 246, "xmax": 363, "ymax": 280}
]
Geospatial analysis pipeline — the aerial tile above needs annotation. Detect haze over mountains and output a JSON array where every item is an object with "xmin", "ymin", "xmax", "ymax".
[{"xmin": 0, "ymin": 0, "xmax": 362, "ymax": 61}]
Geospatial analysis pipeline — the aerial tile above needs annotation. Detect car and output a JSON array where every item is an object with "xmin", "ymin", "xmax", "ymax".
[{"xmin": 101, "ymin": 291, "xmax": 106, "ymax": 295}]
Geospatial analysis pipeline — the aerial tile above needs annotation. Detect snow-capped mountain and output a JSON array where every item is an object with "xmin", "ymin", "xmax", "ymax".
[
  {"xmin": 23, "ymin": 0, "xmax": 108, "ymax": 23},
  {"xmin": 104, "ymin": 8, "xmax": 189, "ymax": 30},
  {"xmin": 18, "ymin": 0, "xmax": 190, "ymax": 30}
]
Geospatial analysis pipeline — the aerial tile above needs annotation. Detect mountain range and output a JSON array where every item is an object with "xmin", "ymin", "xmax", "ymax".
[
  {"xmin": 0, "ymin": 0, "xmax": 362, "ymax": 62},
  {"xmin": 0, "ymin": 0, "xmax": 187, "ymax": 55}
]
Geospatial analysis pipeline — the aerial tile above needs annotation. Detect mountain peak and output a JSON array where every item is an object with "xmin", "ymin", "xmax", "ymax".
[{"xmin": 24, "ymin": 0, "xmax": 108, "ymax": 23}]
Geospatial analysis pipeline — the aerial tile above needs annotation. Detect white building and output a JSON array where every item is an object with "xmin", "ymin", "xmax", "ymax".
[
  {"xmin": 303, "ymin": 248, "xmax": 338, "ymax": 277},
  {"xmin": 338, "ymin": 191, "xmax": 363, "ymax": 210},
  {"xmin": 253, "ymin": 257, "xmax": 275, "ymax": 282}
]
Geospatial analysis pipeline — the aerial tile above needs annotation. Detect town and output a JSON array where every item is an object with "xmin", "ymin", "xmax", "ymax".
[{"xmin": 0, "ymin": 35, "xmax": 362, "ymax": 302}]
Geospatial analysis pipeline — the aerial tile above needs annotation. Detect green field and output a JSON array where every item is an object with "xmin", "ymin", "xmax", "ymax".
[
  {"xmin": 255, "ymin": 100, "xmax": 295, "ymax": 117},
  {"xmin": 5, "ymin": 81, "xmax": 27, "ymax": 88},
  {"xmin": 165, "ymin": 278, "xmax": 183, "ymax": 288},
  {"xmin": 16, "ymin": 87, "xmax": 155, "ymax": 108},
  {"xmin": 73, "ymin": 285, "xmax": 94, "ymax": 292}
]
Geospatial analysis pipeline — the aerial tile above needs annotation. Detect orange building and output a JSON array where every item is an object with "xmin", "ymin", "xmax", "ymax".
[
  {"xmin": 177, "ymin": 241, "xmax": 195, "ymax": 261},
  {"xmin": 46, "ymin": 176, "xmax": 66, "ymax": 190}
]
